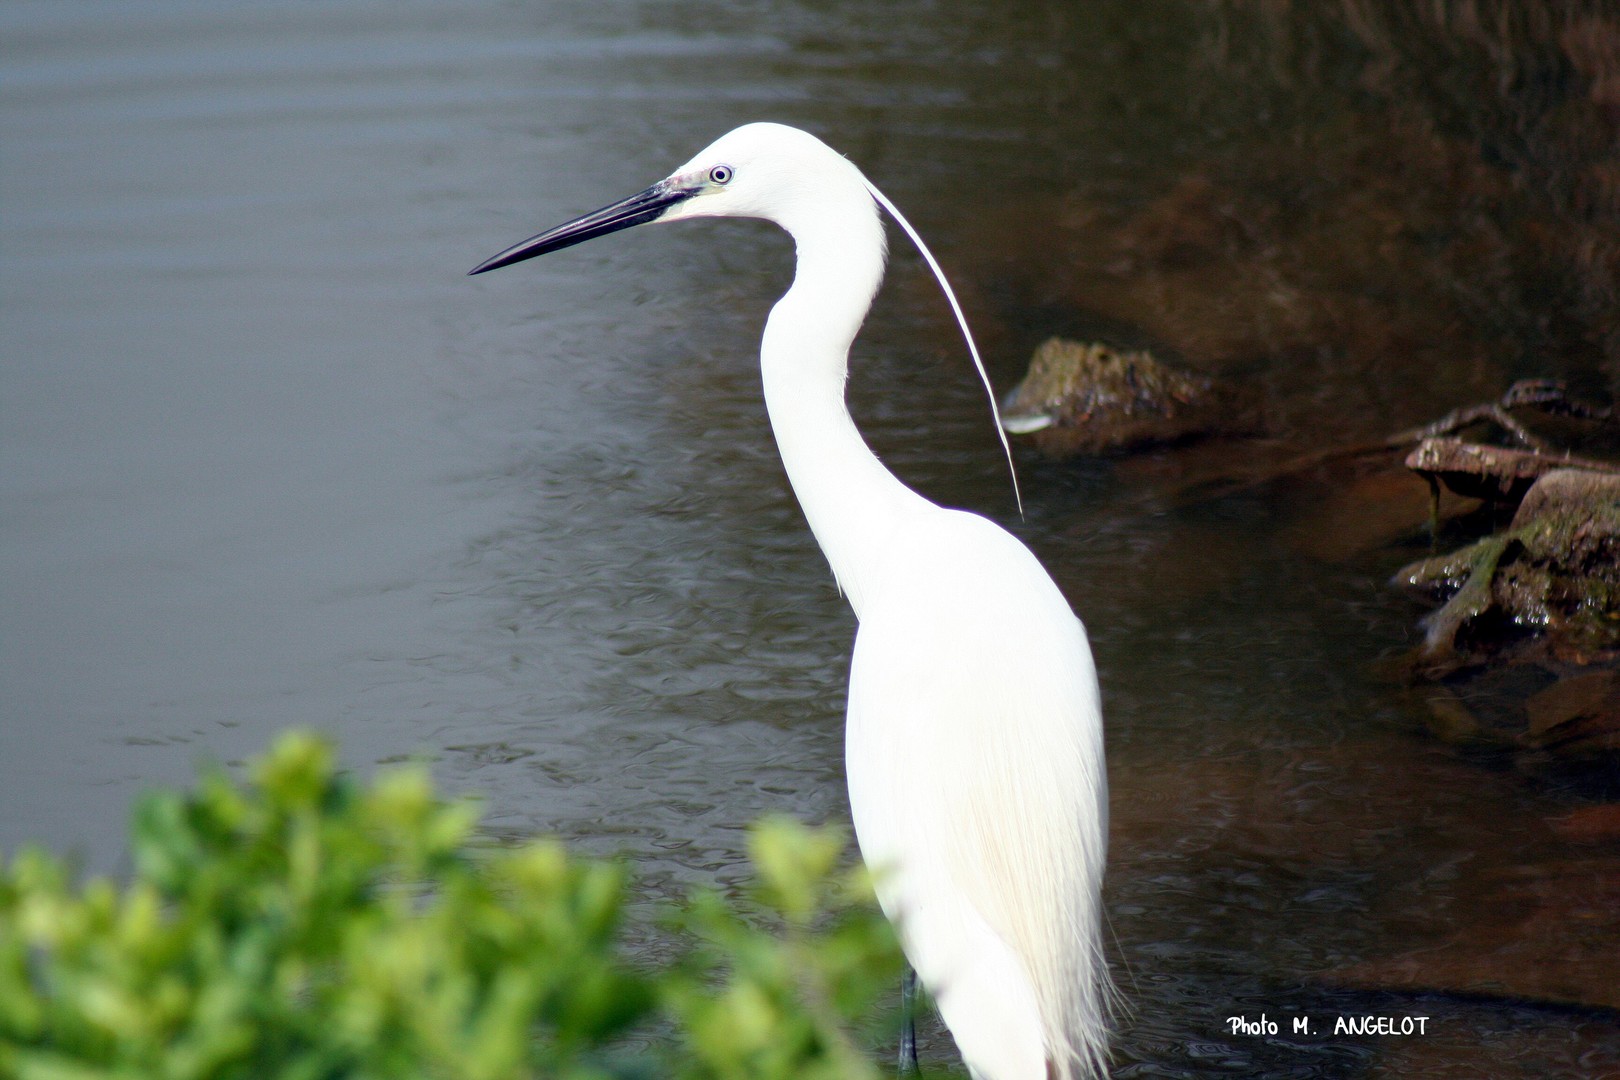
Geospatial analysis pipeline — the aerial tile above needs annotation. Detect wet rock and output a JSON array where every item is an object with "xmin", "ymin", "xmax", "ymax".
[
  {"xmin": 1000, "ymin": 337, "xmax": 1260, "ymax": 458},
  {"xmin": 1406, "ymin": 437, "xmax": 1576, "ymax": 504},
  {"xmin": 1394, "ymin": 468, "xmax": 1620, "ymax": 666},
  {"xmin": 1397, "ymin": 533, "xmax": 1515, "ymax": 659},
  {"xmin": 1500, "ymin": 469, "xmax": 1620, "ymax": 659},
  {"xmin": 1514, "ymin": 466, "xmax": 1620, "ymax": 525}
]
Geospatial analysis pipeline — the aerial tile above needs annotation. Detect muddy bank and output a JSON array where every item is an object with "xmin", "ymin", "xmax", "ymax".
[{"xmin": 966, "ymin": 2, "xmax": 1620, "ymax": 1018}]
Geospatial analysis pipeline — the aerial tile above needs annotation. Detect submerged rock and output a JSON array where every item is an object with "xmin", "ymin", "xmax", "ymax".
[
  {"xmin": 1000, "ymin": 337, "xmax": 1259, "ymax": 458},
  {"xmin": 1414, "ymin": 663, "xmax": 1620, "ymax": 779},
  {"xmin": 1524, "ymin": 668, "xmax": 1620, "ymax": 760},
  {"xmin": 1331, "ymin": 851, "xmax": 1620, "ymax": 1013}
]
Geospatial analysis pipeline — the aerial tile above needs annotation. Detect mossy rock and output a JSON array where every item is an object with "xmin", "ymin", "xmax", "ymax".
[
  {"xmin": 1000, "ymin": 338, "xmax": 1261, "ymax": 457},
  {"xmin": 1396, "ymin": 469, "xmax": 1620, "ymax": 665}
]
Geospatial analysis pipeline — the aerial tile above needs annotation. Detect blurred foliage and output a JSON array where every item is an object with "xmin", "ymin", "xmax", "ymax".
[
  {"xmin": 0, "ymin": 732, "xmax": 913, "ymax": 1080},
  {"xmin": 664, "ymin": 818, "xmax": 903, "ymax": 1080}
]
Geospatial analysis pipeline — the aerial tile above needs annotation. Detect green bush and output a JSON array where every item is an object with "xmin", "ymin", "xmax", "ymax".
[{"xmin": 0, "ymin": 733, "xmax": 911, "ymax": 1080}]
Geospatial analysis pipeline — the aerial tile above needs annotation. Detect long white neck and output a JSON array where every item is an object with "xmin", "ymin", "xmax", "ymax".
[{"xmin": 759, "ymin": 199, "xmax": 934, "ymax": 620}]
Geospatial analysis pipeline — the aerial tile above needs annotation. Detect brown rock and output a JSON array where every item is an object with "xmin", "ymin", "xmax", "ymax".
[
  {"xmin": 1001, "ymin": 338, "xmax": 1260, "ymax": 458},
  {"xmin": 1405, "ymin": 438, "xmax": 1577, "ymax": 503}
]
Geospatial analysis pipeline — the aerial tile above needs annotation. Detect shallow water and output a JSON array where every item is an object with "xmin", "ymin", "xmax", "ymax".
[{"xmin": 3, "ymin": 1, "xmax": 1617, "ymax": 1075}]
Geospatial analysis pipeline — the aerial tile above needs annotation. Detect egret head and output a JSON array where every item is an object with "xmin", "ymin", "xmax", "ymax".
[
  {"xmin": 467, "ymin": 123, "xmax": 869, "ymax": 275},
  {"xmin": 658, "ymin": 122, "xmax": 871, "ymax": 226},
  {"xmin": 469, "ymin": 123, "xmax": 1019, "ymax": 507}
]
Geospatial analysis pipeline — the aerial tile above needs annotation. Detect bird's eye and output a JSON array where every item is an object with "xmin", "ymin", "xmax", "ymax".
[{"xmin": 708, "ymin": 164, "xmax": 733, "ymax": 185}]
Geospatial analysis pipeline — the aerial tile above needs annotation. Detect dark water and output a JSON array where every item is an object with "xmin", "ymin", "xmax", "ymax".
[{"xmin": 3, "ymin": 1, "xmax": 1617, "ymax": 1076}]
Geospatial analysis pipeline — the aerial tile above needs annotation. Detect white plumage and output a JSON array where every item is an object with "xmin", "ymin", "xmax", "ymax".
[{"xmin": 471, "ymin": 122, "xmax": 1113, "ymax": 1080}]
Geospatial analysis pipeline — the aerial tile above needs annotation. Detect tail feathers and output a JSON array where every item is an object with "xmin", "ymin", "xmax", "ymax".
[{"xmin": 1043, "ymin": 927, "xmax": 1116, "ymax": 1080}]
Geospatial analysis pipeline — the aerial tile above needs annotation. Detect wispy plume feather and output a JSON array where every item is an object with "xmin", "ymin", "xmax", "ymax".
[{"xmin": 864, "ymin": 181, "xmax": 1023, "ymax": 517}]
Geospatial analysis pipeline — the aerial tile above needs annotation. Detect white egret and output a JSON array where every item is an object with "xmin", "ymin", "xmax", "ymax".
[{"xmin": 470, "ymin": 123, "xmax": 1112, "ymax": 1080}]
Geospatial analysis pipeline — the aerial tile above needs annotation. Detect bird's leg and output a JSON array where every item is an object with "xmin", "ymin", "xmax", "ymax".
[{"xmin": 899, "ymin": 965, "xmax": 920, "ymax": 1077}]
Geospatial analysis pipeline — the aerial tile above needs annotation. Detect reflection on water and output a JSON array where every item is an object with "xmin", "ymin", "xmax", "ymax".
[{"xmin": 2, "ymin": 0, "xmax": 1617, "ymax": 1075}]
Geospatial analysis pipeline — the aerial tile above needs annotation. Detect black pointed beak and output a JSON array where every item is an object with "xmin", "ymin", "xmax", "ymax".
[{"xmin": 468, "ymin": 179, "xmax": 697, "ymax": 275}]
